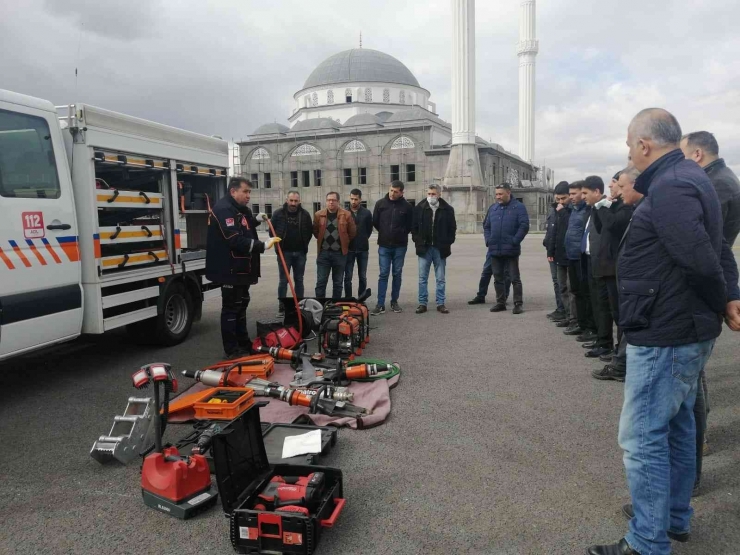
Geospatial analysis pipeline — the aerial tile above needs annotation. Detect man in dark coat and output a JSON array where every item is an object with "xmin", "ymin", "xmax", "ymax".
[
  {"xmin": 269, "ymin": 189, "xmax": 312, "ymax": 317},
  {"xmin": 590, "ymin": 169, "xmax": 635, "ymax": 382},
  {"xmin": 543, "ymin": 182, "xmax": 567, "ymax": 320},
  {"xmin": 588, "ymin": 109, "xmax": 740, "ymax": 555},
  {"xmin": 372, "ymin": 180, "xmax": 413, "ymax": 314},
  {"xmin": 344, "ymin": 188, "xmax": 374, "ymax": 298},
  {"xmin": 547, "ymin": 182, "xmax": 575, "ymax": 328},
  {"xmin": 411, "ymin": 184, "xmax": 456, "ymax": 314},
  {"xmin": 482, "ymin": 182, "xmax": 530, "ymax": 314},
  {"xmin": 681, "ymin": 131, "xmax": 740, "ymax": 246},
  {"xmin": 206, "ymin": 177, "xmax": 280, "ymax": 357}
]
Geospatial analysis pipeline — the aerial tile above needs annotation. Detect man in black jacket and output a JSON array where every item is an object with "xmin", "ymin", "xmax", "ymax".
[
  {"xmin": 269, "ymin": 190, "xmax": 312, "ymax": 317},
  {"xmin": 344, "ymin": 189, "xmax": 373, "ymax": 298},
  {"xmin": 206, "ymin": 177, "xmax": 280, "ymax": 357},
  {"xmin": 588, "ymin": 109, "xmax": 740, "ymax": 555},
  {"xmin": 547, "ymin": 182, "xmax": 575, "ymax": 328},
  {"xmin": 543, "ymin": 183, "xmax": 566, "ymax": 320},
  {"xmin": 591, "ymin": 169, "xmax": 635, "ymax": 382},
  {"xmin": 681, "ymin": 131, "xmax": 740, "ymax": 246},
  {"xmin": 372, "ymin": 180, "xmax": 413, "ymax": 314},
  {"xmin": 411, "ymin": 184, "xmax": 456, "ymax": 314}
]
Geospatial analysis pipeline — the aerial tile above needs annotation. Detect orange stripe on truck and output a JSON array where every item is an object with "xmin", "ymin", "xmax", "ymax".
[
  {"xmin": 41, "ymin": 238, "xmax": 63, "ymax": 264},
  {"xmin": 0, "ymin": 247, "xmax": 15, "ymax": 269},
  {"xmin": 26, "ymin": 240, "xmax": 47, "ymax": 266}
]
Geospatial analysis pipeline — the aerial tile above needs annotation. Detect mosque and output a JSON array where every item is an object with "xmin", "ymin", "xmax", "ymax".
[{"xmin": 238, "ymin": 47, "xmax": 553, "ymax": 231}]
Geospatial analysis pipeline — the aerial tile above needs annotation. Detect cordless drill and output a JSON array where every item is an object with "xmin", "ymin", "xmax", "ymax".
[{"xmin": 254, "ymin": 472, "xmax": 326, "ymax": 513}]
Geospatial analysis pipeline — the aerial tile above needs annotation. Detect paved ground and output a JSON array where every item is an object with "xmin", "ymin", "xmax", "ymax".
[{"xmin": 1, "ymin": 235, "xmax": 738, "ymax": 555}]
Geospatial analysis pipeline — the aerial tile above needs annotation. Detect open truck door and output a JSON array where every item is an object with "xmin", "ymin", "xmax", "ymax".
[{"xmin": 0, "ymin": 93, "xmax": 83, "ymax": 359}]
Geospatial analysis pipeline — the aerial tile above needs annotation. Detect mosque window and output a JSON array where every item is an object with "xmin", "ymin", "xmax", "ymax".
[
  {"xmin": 311, "ymin": 92, "xmax": 318, "ymax": 107},
  {"xmin": 344, "ymin": 140, "xmax": 367, "ymax": 153},
  {"xmin": 399, "ymin": 90, "xmax": 406, "ymax": 104},
  {"xmin": 391, "ymin": 136, "xmax": 415, "ymax": 150},
  {"xmin": 364, "ymin": 88, "xmax": 372, "ymax": 102},
  {"xmin": 251, "ymin": 147, "xmax": 270, "ymax": 160},
  {"xmin": 390, "ymin": 165, "xmax": 400, "ymax": 181},
  {"xmin": 359, "ymin": 167, "xmax": 367, "ymax": 185},
  {"xmin": 291, "ymin": 144, "xmax": 321, "ymax": 157},
  {"xmin": 383, "ymin": 89, "xmax": 390, "ymax": 103},
  {"xmin": 345, "ymin": 89, "xmax": 353, "ymax": 103},
  {"xmin": 327, "ymin": 90, "xmax": 334, "ymax": 104}
]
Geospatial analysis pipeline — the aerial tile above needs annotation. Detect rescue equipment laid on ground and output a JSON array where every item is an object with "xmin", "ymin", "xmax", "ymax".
[{"xmin": 90, "ymin": 396, "xmax": 155, "ymax": 464}]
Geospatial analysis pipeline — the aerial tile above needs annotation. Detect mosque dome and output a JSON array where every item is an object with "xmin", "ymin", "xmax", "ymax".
[
  {"xmin": 303, "ymin": 48, "xmax": 421, "ymax": 89},
  {"xmin": 251, "ymin": 122, "xmax": 290, "ymax": 135},
  {"xmin": 343, "ymin": 113, "xmax": 383, "ymax": 127},
  {"xmin": 291, "ymin": 117, "xmax": 343, "ymax": 132}
]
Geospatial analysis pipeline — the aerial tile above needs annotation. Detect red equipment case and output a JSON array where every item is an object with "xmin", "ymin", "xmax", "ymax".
[{"xmin": 211, "ymin": 405, "xmax": 345, "ymax": 554}]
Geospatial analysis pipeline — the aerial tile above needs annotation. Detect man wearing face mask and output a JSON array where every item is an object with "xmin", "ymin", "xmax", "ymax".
[{"xmin": 411, "ymin": 184, "xmax": 457, "ymax": 314}]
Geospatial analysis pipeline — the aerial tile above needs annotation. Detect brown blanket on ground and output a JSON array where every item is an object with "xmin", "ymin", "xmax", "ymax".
[{"xmin": 168, "ymin": 364, "xmax": 399, "ymax": 429}]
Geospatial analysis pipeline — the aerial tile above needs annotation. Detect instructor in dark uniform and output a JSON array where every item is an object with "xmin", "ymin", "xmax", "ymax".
[{"xmin": 206, "ymin": 177, "xmax": 280, "ymax": 358}]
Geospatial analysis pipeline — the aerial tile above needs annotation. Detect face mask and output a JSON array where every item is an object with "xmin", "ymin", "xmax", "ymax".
[{"xmin": 427, "ymin": 195, "xmax": 439, "ymax": 206}]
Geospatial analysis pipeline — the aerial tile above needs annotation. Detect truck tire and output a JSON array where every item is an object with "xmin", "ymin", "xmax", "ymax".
[{"xmin": 126, "ymin": 282, "xmax": 194, "ymax": 346}]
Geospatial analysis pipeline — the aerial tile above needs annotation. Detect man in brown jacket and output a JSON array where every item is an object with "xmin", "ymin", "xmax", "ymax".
[{"xmin": 313, "ymin": 191, "xmax": 357, "ymax": 299}]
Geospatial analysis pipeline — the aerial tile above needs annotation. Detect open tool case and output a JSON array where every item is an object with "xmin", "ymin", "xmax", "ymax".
[{"xmin": 212, "ymin": 406, "xmax": 345, "ymax": 554}]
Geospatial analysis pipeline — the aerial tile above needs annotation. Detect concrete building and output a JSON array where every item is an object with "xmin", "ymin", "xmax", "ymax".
[{"xmin": 240, "ymin": 47, "xmax": 548, "ymax": 232}]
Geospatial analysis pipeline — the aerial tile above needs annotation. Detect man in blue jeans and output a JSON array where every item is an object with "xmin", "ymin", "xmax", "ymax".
[
  {"xmin": 313, "ymin": 192, "xmax": 356, "ymax": 299},
  {"xmin": 411, "ymin": 184, "xmax": 456, "ymax": 314},
  {"xmin": 371, "ymin": 180, "xmax": 413, "ymax": 314},
  {"xmin": 344, "ymin": 189, "xmax": 373, "ymax": 298},
  {"xmin": 587, "ymin": 109, "xmax": 740, "ymax": 555}
]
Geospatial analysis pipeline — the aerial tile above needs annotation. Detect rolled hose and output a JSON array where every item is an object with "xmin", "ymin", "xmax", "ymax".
[{"xmin": 344, "ymin": 358, "xmax": 401, "ymax": 382}]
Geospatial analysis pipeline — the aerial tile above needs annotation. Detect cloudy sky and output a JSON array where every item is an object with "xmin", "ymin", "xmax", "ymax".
[{"xmin": 2, "ymin": 0, "xmax": 739, "ymax": 182}]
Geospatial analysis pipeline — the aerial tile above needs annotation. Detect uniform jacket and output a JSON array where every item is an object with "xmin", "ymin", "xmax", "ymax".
[
  {"xmin": 372, "ymin": 194, "xmax": 413, "ymax": 248},
  {"xmin": 617, "ymin": 149, "xmax": 740, "ymax": 347},
  {"xmin": 205, "ymin": 195, "xmax": 264, "ymax": 285},
  {"xmin": 411, "ymin": 198, "xmax": 457, "ymax": 258},
  {"xmin": 483, "ymin": 198, "xmax": 530, "ymax": 257},
  {"xmin": 312, "ymin": 208, "xmax": 357, "ymax": 255}
]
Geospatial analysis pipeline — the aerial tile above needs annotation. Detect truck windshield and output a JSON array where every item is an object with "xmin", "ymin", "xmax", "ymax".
[{"xmin": 0, "ymin": 108, "xmax": 61, "ymax": 199}]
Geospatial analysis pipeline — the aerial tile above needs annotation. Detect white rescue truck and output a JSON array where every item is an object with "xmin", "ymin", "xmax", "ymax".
[{"xmin": 0, "ymin": 89, "xmax": 228, "ymax": 361}]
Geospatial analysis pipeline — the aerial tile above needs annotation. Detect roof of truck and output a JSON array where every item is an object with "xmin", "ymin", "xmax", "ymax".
[{"xmin": 0, "ymin": 89, "xmax": 57, "ymax": 113}]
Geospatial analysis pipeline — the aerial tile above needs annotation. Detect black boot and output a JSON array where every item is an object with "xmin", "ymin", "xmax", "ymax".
[{"xmin": 586, "ymin": 538, "xmax": 641, "ymax": 555}]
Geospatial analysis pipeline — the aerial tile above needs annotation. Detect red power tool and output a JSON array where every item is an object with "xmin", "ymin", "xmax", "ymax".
[
  {"xmin": 254, "ymin": 472, "xmax": 326, "ymax": 515},
  {"xmin": 137, "ymin": 363, "xmax": 218, "ymax": 519}
]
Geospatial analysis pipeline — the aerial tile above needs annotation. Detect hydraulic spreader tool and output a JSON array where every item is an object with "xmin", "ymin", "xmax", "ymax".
[{"xmin": 136, "ymin": 363, "xmax": 218, "ymax": 519}]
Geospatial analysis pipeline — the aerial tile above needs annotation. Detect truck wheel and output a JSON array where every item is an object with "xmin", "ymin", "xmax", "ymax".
[{"xmin": 154, "ymin": 282, "xmax": 194, "ymax": 346}]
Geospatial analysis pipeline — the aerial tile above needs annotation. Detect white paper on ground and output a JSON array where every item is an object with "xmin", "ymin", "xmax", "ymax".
[{"xmin": 281, "ymin": 429, "xmax": 322, "ymax": 459}]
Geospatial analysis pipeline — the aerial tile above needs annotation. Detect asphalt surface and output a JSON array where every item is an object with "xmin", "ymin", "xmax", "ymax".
[{"xmin": 1, "ymin": 235, "xmax": 738, "ymax": 555}]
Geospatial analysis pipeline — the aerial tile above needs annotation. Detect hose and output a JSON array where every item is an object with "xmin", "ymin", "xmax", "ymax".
[{"xmin": 345, "ymin": 358, "xmax": 401, "ymax": 382}]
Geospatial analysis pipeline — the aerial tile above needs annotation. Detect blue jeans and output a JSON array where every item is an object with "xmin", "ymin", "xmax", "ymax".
[
  {"xmin": 315, "ymin": 250, "xmax": 347, "ymax": 299},
  {"xmin": 619, "ymin": 339, "xmax": 715, "ymax": 555},
  {"xmin": 277, "ymin": 251, "xmax": 306, "ymax": 301},
  {"xmin": 549, "ymin": 260, "xmax": 564, "ymax": 311},
  {"xmin": 344, "ymin": 250, "xmax": 369, "ymax": 298},
  {"xmin": 377, "ymin": 245, "xmax": 407, "ymax": 306},
  {"xmin": 417, "ymin": 247, "xmax": 446, "ymax": 305}
]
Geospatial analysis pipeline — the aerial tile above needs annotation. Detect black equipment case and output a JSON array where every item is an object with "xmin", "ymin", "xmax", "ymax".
[{"xmin": 211, "ymin": 405, "xmax": 345, "ymax": 554}]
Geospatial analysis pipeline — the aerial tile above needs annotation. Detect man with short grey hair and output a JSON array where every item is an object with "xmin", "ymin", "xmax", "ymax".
[
  {"xmin": 680, "ymin": 131, "xmax": 740, "ymax": 247},
  {"xmin": 588, "ymin": 108, "xmax": 740, "ymax": 555}
]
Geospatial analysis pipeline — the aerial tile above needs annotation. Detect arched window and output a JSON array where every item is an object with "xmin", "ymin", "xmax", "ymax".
[
  {"xmin": 327, "ymin": 90, "xmax": 334, "ymax": 104},
  {"xmin": 364, "ymin": 88, "xmax": 372, "ymax": 102},
  {"xmin": 311, "ymin": 92, "xmax": 318, "ymax": 107},
  {"xmin": 344, "ymin": 140, "xmax": 367, "ymax": 153},
  {"xmin": 291, "ymin": 144, "xmax": 321, "ymax": 157},
  {"xmin": 391, "ymin": 136, "xmax": 415, "ymax": 150},
  {"xmin": 345, "ymin": 88, "xmax": 353, "ymax": 103},
  {"xmin": 383, "ymin": 89, "xmax": 390, "ymax": 103},
  {"xmin": 399, "ymin": 90, "xmax": 406, "ymax": 104},
  {"xmin": 251, "ymin": 147, "xmax": 270, "ymax": 160}
]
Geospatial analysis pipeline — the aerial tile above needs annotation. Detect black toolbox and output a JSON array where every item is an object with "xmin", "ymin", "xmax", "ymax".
[{"xmin": 211, "ymin": 405, "xmax": 345, "ymax": 554}]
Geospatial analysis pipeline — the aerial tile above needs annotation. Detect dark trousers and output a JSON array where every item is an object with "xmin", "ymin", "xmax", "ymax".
[
  {"xmin": 695, "ymin": 370, "xmax": 709, "ymax": 487},
  {"xmin": 603, "ymin": 276, "xmax": 624, "ymax": 364},
  {"xmin": 316, "ymin": 249, "xmax": 347, "ymax": 299},
  {"xmin": 220, "ymin": 283, "xmax": 251, "ymax": 355},
  {"xmin": 277, "ymin": 251, "xmax": 306, "ymax": 302},
  {"xmin": 588, "ymin": 257, "xmax": 613, "ymax": 348},
  {"xmin": 491, "ymin": 255, "xmax": 522, "ymax": 306},
  {"xmin": 557, "ymin": 263, "xmax": 576, "ymax": 323},
  {"xmin": 568, "ymin": 258, "xmax": 595, "ymax": 331},
  {"xmin": 549, "ymin": 260, "xmax": 564, "ymax": 311},
  {"xmin": 344, "ymin": 250, "xmax": 369, "ymax": 298},
  {"xmin": 477, "ymin": 256, "xmax": 510, "ymax": 300}
]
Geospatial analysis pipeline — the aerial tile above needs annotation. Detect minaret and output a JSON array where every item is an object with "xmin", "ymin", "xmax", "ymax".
[
  {"xmin": 443, "ymin": 0, "xmax": 484, "ymax": 232},
  {"xmin": 517, "ymin": 0, "xmax": 538, "ymax": 163}
]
